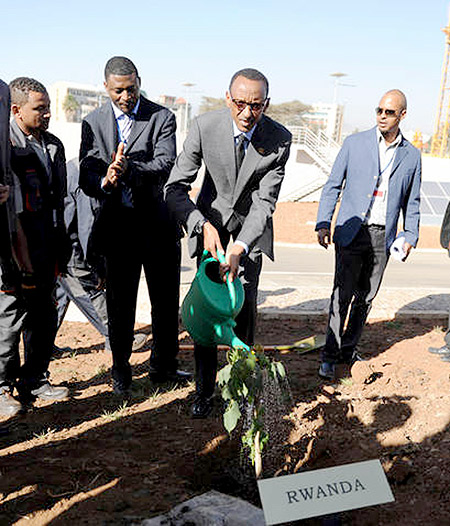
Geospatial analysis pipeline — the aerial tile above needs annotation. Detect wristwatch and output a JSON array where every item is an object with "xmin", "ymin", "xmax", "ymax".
[{"xmin": 194, "ymin": 217, "xmax": 208, "ymax": 235}]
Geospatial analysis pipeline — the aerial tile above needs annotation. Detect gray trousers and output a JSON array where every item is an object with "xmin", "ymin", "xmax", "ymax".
[
  {"xmin": 0, "ymin": 275, "xmax": 57, "ymax": 391},
  {"xmin": 56, "ymin": 265, "xmax": 108, "ymax": 341},
  {"xmin": 322, "ymin": 224, "xmax": 389, "ymax": 364}
]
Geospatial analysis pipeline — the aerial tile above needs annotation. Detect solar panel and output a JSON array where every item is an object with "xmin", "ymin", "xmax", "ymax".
[
  {"xmin": 419, "ymin": 198, "xmax": 433, "ymax": 215},
  {"xmin": 428, "ymin": 197, "xmax": 449, "ymax": 214},
  {"xmin": 422, "ymin": 181, "xmax": 445, "ymax": 196},
  {"xmin": 440, "ymin": 182, "xmax": 450, "ymax": 196}
]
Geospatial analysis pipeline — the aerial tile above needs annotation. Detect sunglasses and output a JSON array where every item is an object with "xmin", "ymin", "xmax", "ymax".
[
  {"xmin": 231, "ymin": 98, "xmax": 266, "ymax": 113},
  {"xmin": 375, "ymin": 107, "xmax": 397, "ymax": 117}
]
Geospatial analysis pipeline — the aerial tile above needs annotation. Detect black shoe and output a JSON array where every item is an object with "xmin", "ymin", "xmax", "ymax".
[
  {"xmin": 0, "ymin": 281, "xmax": 17, "ymax": 295},
  {"xmin": 148, "ymin": 367, "xmax": 192, "ymax": 384},
  {"xmin": 0, "ymin": 270, "xmax": 18, "ymax": 295},
  {"xmin": 0, "ymin": 389, "xmax": 23, "ymax": 416},
  {"xmin": 132, "ymin": 333, "xmax": 148, "ymax": 352},
  {"xmin": 30, "ymin": 382, "xmax": 69, "ymax": 401},
  {"xmin": 53, "ymin": 345, "xmax": 73, "ymax": 356},
  {"xmin": 191, "ymin": 396, "xmax": 213, "ymax": 418},
  {"xmin": 341, "ymin": 351, "xmax": 364, "ymax": 365},
  {"xmin": 112, "ymin": 378, "xmax": 132, "ymax": 397},
  {"xmin": 428, "ymin": 345, "xmax": 450, "ymax": 355},
  {"xmin": 318, "ymin": 362, "xmax": 335, "ymax": 381}
]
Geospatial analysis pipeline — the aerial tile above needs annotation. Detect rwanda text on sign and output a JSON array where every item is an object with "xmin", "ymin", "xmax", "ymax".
[{"xmin": 257, "ymin": 459, "xmax": 394, "ymax": 524}]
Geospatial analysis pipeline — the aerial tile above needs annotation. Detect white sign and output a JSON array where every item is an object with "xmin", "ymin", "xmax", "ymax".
[{"xmin": 257, "ymin": 459, "xmax": 394, "ymax": 525}]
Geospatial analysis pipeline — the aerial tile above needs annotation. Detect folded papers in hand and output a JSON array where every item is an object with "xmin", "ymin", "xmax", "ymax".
[{"xmin": 390, "ymin": 236, "xmax": 406, "ymax": 261}]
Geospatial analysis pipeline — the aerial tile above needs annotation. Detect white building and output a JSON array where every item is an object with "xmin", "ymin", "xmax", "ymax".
[
  {"xmin": 49, "ymin": 81, "xmax": 109, "ymax": 123},
  {"xmin": 302, "ymin": 102, "xmax": 344, "ymax": 143}
]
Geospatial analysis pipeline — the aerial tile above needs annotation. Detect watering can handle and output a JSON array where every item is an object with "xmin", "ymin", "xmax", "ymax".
[
  {"xmin": 216, "ymin": 251, "xmax": 237, "ymax": 310},
  {"xmin": 206, "ymin": 249, "xmax": 237, "ymax": 310}
]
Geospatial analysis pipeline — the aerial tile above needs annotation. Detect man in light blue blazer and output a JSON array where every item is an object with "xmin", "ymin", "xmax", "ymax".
[{"xmin": 316, "ymin": 89, "xmax": 421, "ymax": 380}]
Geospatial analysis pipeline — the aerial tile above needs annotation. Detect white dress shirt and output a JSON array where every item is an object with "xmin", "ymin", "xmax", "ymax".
[{"xmin": 367, "ymin": 129, "xmax": 402, "ymax": 226}]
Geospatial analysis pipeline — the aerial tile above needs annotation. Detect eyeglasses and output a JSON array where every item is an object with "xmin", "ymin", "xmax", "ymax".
[
  {"xmin": 231, "ymin": 98, "xmax": 266, "ymax": 113},
  {"xmin": 375, "ymin": 107, "xmax": 397, "ymax": 117}
]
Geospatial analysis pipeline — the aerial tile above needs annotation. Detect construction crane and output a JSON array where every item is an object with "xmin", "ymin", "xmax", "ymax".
[{"xmin": 431, "ymin": 9, "xmax": 450, "ymax": 157}]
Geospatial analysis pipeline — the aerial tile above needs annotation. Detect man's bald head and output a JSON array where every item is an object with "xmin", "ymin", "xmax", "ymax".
[
  {"xmin": 376, "ymin": 89, "xmax": 407, "ymax": 141},
  {"xmin": 382, "ymin": 89, "xmax": 407, "ymax": 111}
]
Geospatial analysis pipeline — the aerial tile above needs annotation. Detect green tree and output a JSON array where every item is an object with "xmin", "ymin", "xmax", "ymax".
[
  {"xmin": 265, "ymin": 100, "xmax": 311, "ymax": 127},
  {"xmin": 62, "ymin": 93, "xmax": 80, "ymax": 123},
  {"xmin": 199, "ymin": 96, "xmax": 226, "ymax": 114}
]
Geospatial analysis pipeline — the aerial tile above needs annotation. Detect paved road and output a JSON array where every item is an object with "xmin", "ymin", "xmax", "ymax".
[
  {"xmin": 261, "ymin": 244, "xmax": 450, "ymax": 291},
  {"xmin": 65, "ymin": 242, "xmax": 450, "ymax": 324}
]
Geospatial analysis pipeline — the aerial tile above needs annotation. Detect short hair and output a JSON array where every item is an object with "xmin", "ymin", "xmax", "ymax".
[
  {"xmin": 229, "ymin": 68, "xmax": 269, "ymax": 98},
  {"xmin": 104, "ymin": 56, "xmax": 139, "ymax": 81},
  {"xmin": 9, "ymin": 77, "xmax": 47, "ymax": 106}
]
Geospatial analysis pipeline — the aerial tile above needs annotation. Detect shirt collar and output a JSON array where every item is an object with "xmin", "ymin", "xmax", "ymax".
[
  {"xmin": 376, "ymin": 127, "xmax": 402, "ymax": 148},
  {"xmin": 232, "ymin": 121, "xmax": 256, "ymax": 141},
  {"xmin": 111, "ymin": 98, "xmax": 140, "ymax": 120}
]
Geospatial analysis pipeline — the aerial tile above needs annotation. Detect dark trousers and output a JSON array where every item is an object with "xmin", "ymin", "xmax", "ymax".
[
  {"xmin": 103, "ymin": 208, "xmax": 181, "ymax": 386},
  {"xmin": 322, "ymin": 225, "xmax": 389, "ymax": 364},
  {"xmin": 56, "ymin": 266, "xmax": 108, "ymax": 340},
  {"xmin": 0, "ymin": 205, "xmax": 15, "ymax": 280},
  {"xmin": 194, "ymin": 247, "xmax": 262, "ymax": 399},
  {"xmin": 0, "ymin": 276, "xmax": 57, "ymax": 391}
]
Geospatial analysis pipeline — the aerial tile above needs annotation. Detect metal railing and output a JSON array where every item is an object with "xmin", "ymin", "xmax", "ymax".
[{"xmin": 288, "ymin": 126, "xmax": 341, "ymax": 171}]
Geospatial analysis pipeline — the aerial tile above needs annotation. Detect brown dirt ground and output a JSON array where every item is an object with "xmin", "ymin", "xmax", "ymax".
[{"xmin": 1, "ymin": 203, "xmax": 449, "ymax": 525}]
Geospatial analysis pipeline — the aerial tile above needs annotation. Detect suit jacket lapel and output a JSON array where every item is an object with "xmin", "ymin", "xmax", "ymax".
[
  {"xmin": 216, "ymin": 111, "xmax": 236, "ymax": 189},
  {"xmin": 125, "ymin": 97, "xmax": 150, "ymax": 153},
  {"xmin": 101, "ymin": 103, "xmax": 119, "ymax": 159},
  {"xmin": 390, "ymin": 138, "xmax": 408, "ymax": 177}
]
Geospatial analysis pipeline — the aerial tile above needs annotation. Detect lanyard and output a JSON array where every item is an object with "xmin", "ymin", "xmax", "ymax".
[{"xmin": 379, "ymin": 143, "xmax": 398, "ymax": 177}]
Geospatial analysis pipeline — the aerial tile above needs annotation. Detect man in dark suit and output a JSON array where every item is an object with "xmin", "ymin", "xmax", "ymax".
[
  {"xmin": 54, "ymin": 158, "xmax": 147, "ymax": 354},
  {"xmin": 316, "ymin": 89, "xmax": 421, "ymax": 381},
  {"xmin": 80, "ymin": 56, "xmax": 191, "ymax": 396},
  {"xmin": 165, "ymin": 68, "xmax": 292, "ymax": 417},
  {"xmin": 0, "ymin": 79, "xmax": 18, "ymax": 294},
  {"xmin": 0, "ymin": 77, "xmax": 70, "ymax": 414}
]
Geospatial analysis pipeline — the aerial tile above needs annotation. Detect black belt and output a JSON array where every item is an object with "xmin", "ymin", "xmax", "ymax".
[{"xmin": 363, "ymin": 223, "xmax": 385, "ymax": 230}]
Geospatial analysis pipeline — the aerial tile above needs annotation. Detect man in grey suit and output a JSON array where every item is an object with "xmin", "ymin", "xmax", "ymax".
[
  {"xmin": 316, "ymin": 89, "xmax": 421, "ymax": 380},
  {"xmin": 165, "ymin": 68, "xmax": 292, "ymax": 417},
  {"xmin": 80, "ymin": 57, "xmax": 191, "ymax": 396}
]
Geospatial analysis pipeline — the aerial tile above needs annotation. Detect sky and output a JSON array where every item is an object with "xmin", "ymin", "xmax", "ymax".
[{"xmin": 2, "ymin": 0, "xmax": 450, "ymax": 135}]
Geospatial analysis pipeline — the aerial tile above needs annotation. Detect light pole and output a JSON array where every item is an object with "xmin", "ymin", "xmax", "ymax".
[
  {"xmin": 182, "ymin": 82, "xmax": 195, "ymax": 135},
  {"xmin": 330, "ymin": 72, "xmax": 347, "ymax": 104}
]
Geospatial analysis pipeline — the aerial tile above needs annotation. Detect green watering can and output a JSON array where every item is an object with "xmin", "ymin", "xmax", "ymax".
[{"xmin": 181, "ymin": 250, "xmax": 250, "ymax": 351}]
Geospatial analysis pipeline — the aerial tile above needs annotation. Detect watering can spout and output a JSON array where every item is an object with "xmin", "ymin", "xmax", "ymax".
[{"xmin": 214, "ymin": 322, "xmax": 251, "ymax": 352}]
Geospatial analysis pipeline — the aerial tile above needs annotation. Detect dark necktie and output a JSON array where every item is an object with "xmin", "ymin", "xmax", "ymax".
[{"xmin": 235, "ymin": 134, "xmax": 247, "ymax": 175}]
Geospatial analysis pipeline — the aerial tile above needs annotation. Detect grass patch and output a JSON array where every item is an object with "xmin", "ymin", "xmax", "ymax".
[
  {"xmin": 101, "ymin": 401, "xmax": 129, "ymax": 421},
  {"xmin": 33, "ymin": 427, "xmax": 56, "ymax": 440}
]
